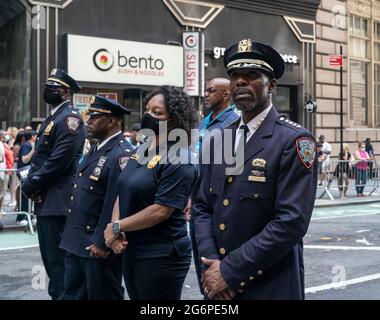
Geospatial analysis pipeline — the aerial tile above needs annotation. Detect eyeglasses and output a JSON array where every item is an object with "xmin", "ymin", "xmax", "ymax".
[
  {"xmin": 205, "ymin": 88, "xmax": 217, "ymax": 94},
  {"xmin": 205, "ymin": 88, "xmax": 228, "ymax": 94}
]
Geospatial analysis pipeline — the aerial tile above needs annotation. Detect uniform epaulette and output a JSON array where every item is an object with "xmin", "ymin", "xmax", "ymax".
[
  {"xmin": 277, "ymin": 115, "xmax": 302, "ymax": 129},
  {"xmin": 119, "ymin": 138, "xmax": 132, "ymax": 153}
]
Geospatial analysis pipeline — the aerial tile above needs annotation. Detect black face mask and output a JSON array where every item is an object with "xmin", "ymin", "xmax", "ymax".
[
  {"xmin": 43, "ymin": 88, "xmax": 64, "ymax": 106},
  {"xmin": 141, "ymin": 113, "xmax": 161, "ymax": 135}
]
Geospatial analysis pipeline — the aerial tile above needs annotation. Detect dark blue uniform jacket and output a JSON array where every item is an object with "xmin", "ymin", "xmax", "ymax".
[
  {"xmin": 193, "ymin": 107, "xmax": 318, "ymax": 300},
  {"xmin": 60, "ymin": 133, "xmax": 132, "ymax": 258},
  {"xmin": 22, "ymin": 101, "xmax": 85, "ymax": 216}
]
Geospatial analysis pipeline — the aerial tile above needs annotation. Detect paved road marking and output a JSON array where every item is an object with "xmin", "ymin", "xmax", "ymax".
[
  {"xmin": 312, "ymin": 212, "xmax": 380, "ymax": 220},
  {"xmin": 305, "ymin": 245, "xmax": 380, "ymax": 251},
  {"xmin": 306, "ymin": 273, "xmax": 380, "ymax": 293},
  {"xmin": 0, "ymin": 245, "xmax": 39, "ymax": 252},
  {"xmin": 355, "ymin": 229, "xmax": 370, "ymax": 233},
  {"xmin": 356, "ymin": 238, "xmax": 375, "ymax": 246}
]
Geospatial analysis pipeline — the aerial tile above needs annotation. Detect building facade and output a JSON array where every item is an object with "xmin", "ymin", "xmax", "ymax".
[
  {"xmin": 316, "ymin": 0, "xmax": 380, "ymax": 157},
  {"xmin": 0, "ymin": 0, "xmax": 320, "ymax": 131}
]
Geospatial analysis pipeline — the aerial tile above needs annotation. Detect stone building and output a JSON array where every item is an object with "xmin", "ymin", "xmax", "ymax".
[{"xmin": 316, "ymin": 0, "xmax": 380, "ymax": 157}]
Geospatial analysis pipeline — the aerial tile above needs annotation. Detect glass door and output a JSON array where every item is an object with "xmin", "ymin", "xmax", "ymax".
[{"xmin": 273, "ymin": 85, "xmax": 298, "ymax": 122}]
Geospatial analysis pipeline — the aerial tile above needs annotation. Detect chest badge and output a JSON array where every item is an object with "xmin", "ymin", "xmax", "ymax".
[
  {"xmin": 248, "ymin": 158, "xmax": 267, "ymax": 183},
  {"xmin": 44, "ymin": 121, "xmax": 55, "ymax": 135},
  {"xmin": 119, "ymin": 155, "xmax": 130, "ymax": 170},
  {"xmin": 90, "ymin": 156, "xmax": 108, "ymax": 181},
  {"xmin": 147, "ymin": 155, "xmax": 161, "ymax": 169}
]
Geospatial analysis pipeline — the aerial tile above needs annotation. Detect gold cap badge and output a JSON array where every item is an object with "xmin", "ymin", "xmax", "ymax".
[
  {"xmin": 51, "ymin": 68, "xmax": 57, "ymax": 76},
  {"xmin": 238, "ymin": 39, "xmax": 253, "ymax": 53}
]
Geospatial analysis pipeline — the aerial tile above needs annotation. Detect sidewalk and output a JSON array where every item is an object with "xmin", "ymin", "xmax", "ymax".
[
  {"xmin": 315, "ymin": 195, "xmax": 380, "ymax": 208},
  {"xmin": 315, "ymin": 184, "xmax": 380, "ymax": 207}
]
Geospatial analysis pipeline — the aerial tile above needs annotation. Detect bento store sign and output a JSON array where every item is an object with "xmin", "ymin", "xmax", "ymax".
[{"xmin": 67, "ymin": 34, "xmax": 184, "ymax": 86}]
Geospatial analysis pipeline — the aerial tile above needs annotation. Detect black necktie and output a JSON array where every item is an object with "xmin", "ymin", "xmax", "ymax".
[{"xmin": 234, "ymin": 124, "xmax": 249, "ymax": 156}]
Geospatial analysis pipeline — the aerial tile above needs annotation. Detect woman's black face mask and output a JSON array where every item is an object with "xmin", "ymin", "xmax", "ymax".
[{"xmin": 141, "ymin": 113, "xmax": 161, "ymax": 135}]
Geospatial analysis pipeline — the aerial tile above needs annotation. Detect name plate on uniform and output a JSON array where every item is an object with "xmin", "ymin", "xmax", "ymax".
[
  {"xmin": 249, "ymin": 158, "xmax": 267, "ymax": 183},
  {"xmin": 248, "ymin": 175, "xmax": 266, "ymax": 182},
  {"xmin": 90, "ymin": 156, "xmax": 107, "ymax": 181}
]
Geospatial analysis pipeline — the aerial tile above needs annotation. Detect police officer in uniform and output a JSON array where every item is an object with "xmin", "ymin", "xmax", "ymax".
[
  {"xmin": 193, "ymin": 39, "xmax": 318, "ymax": 300},
  {"xmin": 60, "ymin": 96, "xmax": 131, "ymax": 300},
  {"xmin": 104, "ymin": 86, "xmax": 198, "ymax": 300},
  {"xmin": 22, "ymin": 68, "xmax": 85, "ymax": 300}
]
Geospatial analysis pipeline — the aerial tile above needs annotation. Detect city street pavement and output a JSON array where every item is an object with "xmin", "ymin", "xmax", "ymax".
[{"xmin": 1, "ymin": 201, "xmax": 380, "ymax": 300}]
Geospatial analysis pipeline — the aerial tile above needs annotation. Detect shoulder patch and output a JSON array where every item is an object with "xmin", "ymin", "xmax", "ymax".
[
  {"xmin": 66, "ymin": 116, "xmax": 81, "ymax": 132},
  {"xmin": 119, "ymin": 155, "xmax": 130, "ymax": 170},
  {"xmin": 296, "ymin": 137, "xmax": 316, "ymax": 169}
]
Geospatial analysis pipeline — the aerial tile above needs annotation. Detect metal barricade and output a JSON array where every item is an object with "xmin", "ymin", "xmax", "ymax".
[
  {"xmin": 317, "ymin": 159, "xmax": 379, "ymax": 200},
  {"xmin": 0, "ymin": 168, "xmax": 34, "ymax": 234}
]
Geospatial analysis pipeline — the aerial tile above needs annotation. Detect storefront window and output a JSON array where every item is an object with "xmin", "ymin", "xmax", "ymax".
[
  {"xmin": 273, "ymin": 87, "xmax": 290, "ymax": 112},
  {"xmin": 349, "ymin": 60, "xmax": 368, "ymax": 126},
  {"xmin": 124, "ymin": 89, "xmax": 151, "ymax": 129},
  {"xmin": 272, "ymin": 86, "xmax": 297, "ymax": 121},
  {"xmin": 0, "ymin": 1, "xmax": 31, "ymax": 128}
]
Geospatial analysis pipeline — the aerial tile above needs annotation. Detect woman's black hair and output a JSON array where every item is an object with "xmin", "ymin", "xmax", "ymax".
[
  {"xmin": 143, "ymin": 86, "xmax": 196, "ymax": 138},
  {"xmin": 14, "ymin": 131, "xmax": 25, "ymax": 146}
]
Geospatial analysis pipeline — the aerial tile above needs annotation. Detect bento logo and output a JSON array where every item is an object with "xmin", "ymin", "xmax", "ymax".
[
  {"xmin": 93, "ymin": 49, "xmax": 114, "ymax": 71},
  {"xmin": 184, "ymin": 35, "xmax": 197, "ymax": 48}
]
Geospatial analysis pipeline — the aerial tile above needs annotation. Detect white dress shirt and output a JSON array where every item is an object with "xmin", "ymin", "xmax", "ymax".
[
  {"xmin": 50, "ymin": 101, "xmax": 68, "ymax": 116},
  {"xmin": 234, "ymin": 105, "xmax": 272, "ymax": 152},
  {"xmin": 96, "ymin": 131, "xmax": 122, "ymax": 151}
]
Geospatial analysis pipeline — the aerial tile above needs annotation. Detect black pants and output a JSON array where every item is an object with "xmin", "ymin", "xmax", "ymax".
[
  {"xmin": 189, "ymin": 218, "xmax": 204, "ymax": 295},
  {"xmin": 123, "ymin": 254, "xmax": 191, "ymax": 300},
  {"xmin": 61, "ymin": 252, "xmax": 124, "ymax": 300},
  {"xmin": 37, "ymin": 215, "xmax": 66, "ymax": 300}
]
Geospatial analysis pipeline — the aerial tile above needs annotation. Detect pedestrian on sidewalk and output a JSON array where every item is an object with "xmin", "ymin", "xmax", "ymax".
[
  {"xmin": 365, "ymin": 137, "xmax": 375, "ymax": 178},
  {"xmin": 354, "ymin": 141, "xmax": 370, "ymax": 197},
  {"xmin": 318, "ymin": 135, "xmax": 332, "ymax": 186},
  {"xmin": 335, "ymin": 143, "xmax": 352, "ymax": 199}
]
